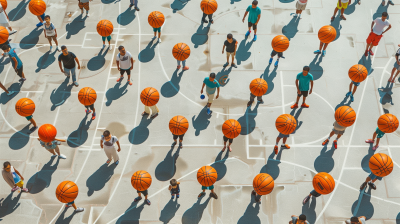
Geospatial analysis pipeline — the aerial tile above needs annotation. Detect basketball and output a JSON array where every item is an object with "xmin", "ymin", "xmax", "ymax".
[
  {"xmin": 249, "ymin": 78, "xmax": 268, "ymax": 96},
  {"xmin": 197, "ymin": 166, "xmax": 217, "ymax": 187},
  {"xmin": 131, "ymin": 170, "xmax": 152, "ymax": 191},
  {"xmin": 169, "ymin": 115, "xmax": 189, "ymax": 135},
  {"xmin": 275, "ymin": 114, "xmax": 297, "ymax": 135},
  {"xmin": 318, "ymin": 25, "xmax": 337, "ymax": 43},
  {"xmin": 29, "ymin": 0, "xmax": 46, "ymax": 16},
  {"xmin": 348, "ymin": 64, "xmax": 368, "ymax": 83},
  {"xmin": 172, "ymin": 43, "xmax": 190, "ymax": 61},
  {"xmin": 97, "ymin": 20, "xmax": 113, "ymax": 37},
  {"xmin": 334, "ymin": 106, "xmax": 356, "ymax": 127},
  {"xmin": 78, "ymin": 87, "xmax": 97, "ymax": 106},
  {"xmin": 271, "ymin": 35, "xmax": 290, "ymax": 53},
  {"xmin": 222, "ymin": 119, "xmax": 241, "ymax": 139},
  {"xmin": 253, "ymin": 173, "xmax": 274, "ymax": 195},
  {"xmin": 148, "ymin": 11, "xmax": 165, "ymax": 28},
  {"xmin": 369, "ymin": 153, "xmax": 393, "ymax": 177},
  {"xmin": 55, "ymin": 181, "xmax": 78, "ymax": 203},
  {"xmin": 200, "ymin": 0, "xmax": 218, "ymax": 15},
  {"xmin": 15, "ymin": 98, "xmax": 35, "ymax": 117},
  {"xmin": 312, "ymin": 172, "xmax": 335, "ymax": 195},
  {"xmin": 377, "ymin": 114, "xmax": 399, "ymax": 133},
  {"xmin": 38, "ymin": 124, "xmax": 57, "ymax": 142},
  {"xmin": 140, "ymin": 87, "xmax": 159, "ymax": 106},
  {"xmin": 0, "ymin": 0, "xmax": 7, "ymax": 10},
  {"xmin": 0, "ymin": 26, "xmax": 9, "ymax": 44}
]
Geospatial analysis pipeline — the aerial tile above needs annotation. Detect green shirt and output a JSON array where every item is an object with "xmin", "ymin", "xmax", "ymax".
[
  {"xmin": 246, "ymin": 6, "xmax": 261, "ymax": 24},
  {"xmin": 296, "ymin": 72, "xmax": 313, "ymax": 91}
]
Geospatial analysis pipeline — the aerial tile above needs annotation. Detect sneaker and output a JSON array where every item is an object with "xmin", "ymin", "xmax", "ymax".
[
  {"xmin": 177, "ymin": 65, "xmax": 181, "ymax": 69},
  {"xmin": 150, "ymin": 113, "xmax": 158, "ymax": 119},
  {"xmin": 146, "ymin": 199, "xmax": 151, "ymax": 205},
  {"xmin": 198, "ymin": 192, "xmax": 206, "ymax": 198},
  {"xmin": 74, "ymin": 82, "xmax": 79, "ymax": 87},
  {"xmin": 322, "ymin": 139, "xmax": 329, "ymax": 146},
  {"xmin": 365, "ymin": 139, "xmax": 374, "ymax": 143},
  {"xmin": 176, "ymin": 194, "xmax": 180, "ymax": 198},
  {"xmin": 85, "ymin": 109, "xmax": 92, "ymax": 114},
  {"xmin": 222, "ymin": 146, "xmax": 226, "ymax": 152},
  {"xmin": 36, "ymin": 22, "xmax": 43, "ymax": 27},
  {"xmin": 322, "ymin": 50, "xmax": 326, "ymax": 57},
  {"xmin": 210, "ymin": 192, "xmax": 218, "ymax": 199},
  {"xmin": 117, "ymin": 77, "xmax": 123, "ymax": 82},
  {"xmin": 282, "ymin": 144, "xmax": 290, "ymax": 149},
  {"xmin": 302, "ymin": 195, "xmax": 311, "ymax": 205},
  {"xmin": 274, "ymin": 60, "xmax": 279, "ymax": 67},
  {"xmin": 115, "ymin": 160, "xmax": 119, "ymax": 165},
  {"xmin": 269, "ymin": 58, "xmax": 273, "ymax": 64},
  {"xmin": 51, "ymin": 154, "xmax": 58, "ymax": 158},
  {"xmin": 152, "ymin": 36, "xmax": 157, "ymax": 40},
  {"xmin": 6, "ymin": 91, "xmax": 15, "ymax": 96},
  {"xmin": 29, "ymin": 126, "xmax": 38, "ymax": 133},
  {"xmin": 106, "ymin": 159, "xmax": 111, "ymax": 164},
  {"xmin": 274, "ymin": 145, "xmax": 278, "ymax": 154},
  {"xmin": 350, "ymin": 95, "xmax": 354, "ymax": 102},
  {"xmin": 202, "ymin": 20, "xmax": 208, "ymax": 23},
  {"xmin": 129, "ymin": 4, "xmax": 133, "ymax": 7},
  {"xmin": 258, "ymin": 100, "xmax": 264, "ymax": 104},
  {"xmin": 11, "ymin": 186, "xmax": 20, "ymax": 192},
  {"xmin": 179, "ymin": 142, "xmax": 182, "ymax": 148},
  {"xmin": 183, "ymin": 66, "xmax": 189, "ymax": 71},
  {"xmin": 58, "ymin": 154, "xmax": 67, "ymax": 159},
  {"xmin": 109, "ymin": 45, "xmax": 112, "ymax": 50},
  {"xmin": 50, "ymin": 46, "xmax": 53, "ymax": 51},
  {"xmin": 8, "ymin": 30, "xmax": 17, "ymax": 35},
  {"xmin": 134, "ymin": 7, "xmax": 140, "ymax": 11},
  {"xmin": 134, "ymin": 196, "xmax": 142, "ymax": 202},
  {"xmin": 330, "ymin": 16, "xmax": 335, "ymax": 22},
  {"xmin": 172, "ymin": 142, "xmax": 177, "ymax": 147},
  {"xmin": 171, "ymin": 195, "xmax": 175, "ymax": 199},
  {"xmin": 128, "ymin": 81, "xmax": 132, "ymax": 86},
  {"xmin": 340, "ymin": 15, "xmax": 346, "ymax": 20},
  {"xmin": 301, "ymin": 103, "xmax": 309, "ymax": 108},
  {"xmin": 228, "ymin": 146, "xmax": 232, "ymax": 152},
  {"xmin": 19, "ymin": 78, "xmax": 26, "ymax": 82},
  {"xmin": 65, "ymin": 204, "xmax": 73, "ymax": 208},
  {"xmin": 368, "ymin": 182, "xmax": 377, "ymax": 190},
  {"xmin": 207, "ymin": 108, "xmax": 211, "ymax": 115},
  {"xmin": 345, "ymin": 91, "xmax": 351, "ymax": 97},
  {"xmin": 253, "ymin": 35, "xmax": 257, "ymax": 41},
  {"xmin": 314, "ymin": 50, "xmax": 321, "ymax": 54},
  {"xmin": 223, "ymin": 62, "xmax": 229, "ymax": 67},
  {"xmin": 290, "ymin": 103, "xmax": 298, "ymax": 109},
  {"xmin": 364, "ymin": 50, "xmax": 369, "ymax": 57},
  {"xmin": 369, "ymin": 50, "xmax": 374, "ymax": 56},
  {"xmin": 158, "ymin": 38, "xmax": 161, "ymax": 43},
  {"xmin": 75, "ymin": 207, "xmax": 84, "ymax": 213},
  {"xmin": 333, "ymin": 140, "xmax": 338, "ymax": 149},
  {"xmin": 372, "ymin": 145, "xmax": 379, "ymax": 150},
  {"xmin": 141, "ymin": 112, "xmax": 149, "ymax": 116},
  {"xmin": 245, "ymin": 30, "xmax": 251, "ymax": 37},
  {"xmin": 22, "ymin": 188, "xmax": 29, "ymax": 192},
  {"xmin": 102, "ymin": 44, "xmax": 105, "ymax": 49},
  {"xmin": 231, "ymin": 63, "xmax": 237, "ymax": 68},
  {"xmin": 92, "ymin": 113, "xmax": 96, "ymax": 120}
]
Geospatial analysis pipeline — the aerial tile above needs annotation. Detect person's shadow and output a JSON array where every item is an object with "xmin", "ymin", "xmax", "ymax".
[
  {"xmin": 155, "ymin": 146, "xmax": 181, "ymax": 181},
  {"xmin": 161, "ymin": 70, "xmax": 184, "ymax": 98},
  {"xmin": 191, "ymin": 23, "xmax": 211, "ymax": 48},
  {"xmin": 211, "ymin": 150, "xmax": 229, "ymax": 181},
  {"xmin": 67, "ymin": 114, "xmax": 93, "ymax": 148},
  {"xmin": 86, "ymin": 163, "xmax": 117, "ymax": 196},
  {"xmin": 344, "ymin": 0, "xmax": 358, "ymax": 15},
  {"xmin": 55, "ymin": 208, "xmax": 76, "ymax": 224},
  {"xmin": 396, "ymin": 212, "xmax": 400, "ymax": 224},
  {"xmin": 116, "ymin": 202, "xmax": 145, "ymax": 224},
  {"xmin": 0, "ymin": 82, "xmax": 22, "ymax": 104},
  {"xmin": 50, "ymin": 77, "xmax": 73, "ymax": 111},
  {"xmin": 171, "ymin": 0, "xmax": 190, "ymax": 13},
  {"xmin": 101, "ymin": 0, "xmax": 116, "ymax": 4},
  {"xmin": 87, "ymin": 47, "xmax": 108, "ymax": 71},
  {"xmin": 9, "ymin": 124, "xmax": 33, "ymax": 150},
  {"xmin": 260, "ymin": 150, "xmax": 282, "ymax": 180},
  {"xmin": 117, "ymin": 8, "xmax": 136, "ymax": 26},
  {"xmin": 128, "ymin": 115, "xmax": 152, "ymax": 144},
  {"xmin": 0, "ymin": 192, "xmax": 21, "ymax": 219},
  {"xmin": 361, "ymin": 145, "xmax": 375, "ymax": 173},
  {"xmin": 330, "ymin": 16, "xmax": 342, "ymax": 42},
  {"xmin": 138, "ymin": 39, "xmax": 159, "ymax": 63},
  {"xmin": 215, "ymin": 67, "xmax": 232, "ymax": 87},
  {"xmin": 230, "ymin": 0, "xmax": 241, "ymax": 4},
  {"xmin": 181, "ymin": 197, "xmax": 211, "ymax": 224},
  {"xmin": 192, "ymin": 107, "xmax": 211, "ymax": 136},
  {"xmin": 237, "ymin": 202, "xmax": 261, "ymax": 224},
  {"xmin": 20, "ymin": 28, "xmax": 42, "ymax": 49},
  {"xmin": 378, "ymin": 82, "xmax": 394, "ymax": 105},
  {"xmin": 8, "ymin": 0, "xmax": 29, "ymax": 21},
  {"xmin": 373, "ymin": 3, "xmax": 389, "ymax": 20},
  {"xmin": 302, "ymin": 195, "xmax": 317, "ymax": 224},
  {"xmin": 351, "ymin": 188, "xmax": 374, "ymax": 220},
  {"xmin": 26, "ymin": 156, "xmax": 60, "ymax": 194},
  {"xmin": 105, "ymin": 82, "xmax": 128, "ymax": 106},
  {"xmin": 235, "ymin": 37, "xmax": 253, "ymax": 65},
  {"xmin": 290, "ymin": 108, "xmax": 303, "ymax": 134},
  {"xmin": 309, "ymin": 55, "xmax": 323, "ymax": 80},
  {"xmin": 159, "ymin": 199, "xmax": 180, "ymax": 223},
  {"xmin": 314, "ymin": 144, "xmax": 335, "ymax": 173},
  {"xmin": 36, "ymin": 50, "xmax": 57, "ymax": 72},
  {"xmin": 261, "ymin": 64, "xmax": 277, "ymax": 95},
  {"xmin": 282, "ymin": 16, "xmax": 299, "ymax": 40},
  {"xmin": 358, "ymin": 55, "xmax": 373, "ymax": 76},
  {"xmin": 238, "ymin": 102, "xmax": 259, "ymax": 135},
  {"xmin": 66, "ymin": 14, "xmax": 87, "ymax": 39},
  {"xmin": 0, "ymin": 57, "xmax": 11, "ymax": 74}
]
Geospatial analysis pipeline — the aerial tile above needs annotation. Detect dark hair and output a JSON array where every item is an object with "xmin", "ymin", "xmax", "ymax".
[
  {"xmin": 44, "ymin": 15, "xmax": 50, "ymax": 19},
  {"xmin": 103, "ymin": 130, "xmax": 110, "ymax": 137},
  {"xmin": 61, "ymin": 45, "xmax": 67, "ymax": 51},
  {"xmin": 118, "ymin": 45, "xmax": 125, "ymax": 51},
  {"xmin": 1, "ymin": 45, "xmax": 9, "ymax": 51},
  {"xmin": 299, "ymin": 214, "xmax": 306, "ymax": 221},
  {"xmin": 210, "ymin": 73, "xmax": 216, "ymax": 78},
  {"xmin": 170, "ymin": 179, "xmax": 177, "ymax": 186},
  {"xmin": 350, "ymin": 217, "xmax": 359, "ymax": 222},
  {"xmin": 382, "ymin": 12, "xmax": 388, "ymax": 17},
  {"xmin": 303, "ymin": 66, "xmax": 310, "ymax": 71},
  {"xmin": 227, "ymin": 33, "xmax": 233, "ymax": 39},
  {"xmin": 3, "ymin": 161, "xmax": 10, "ymax": 168},
  {"xmin": 252, "ymin": 0, "xmax": 258, "ymax": 5}
]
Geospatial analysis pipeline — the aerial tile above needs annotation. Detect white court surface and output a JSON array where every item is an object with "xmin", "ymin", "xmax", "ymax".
[{"xmin": 1, "ymin": 0, "xmax": 400, "ymax": 223}]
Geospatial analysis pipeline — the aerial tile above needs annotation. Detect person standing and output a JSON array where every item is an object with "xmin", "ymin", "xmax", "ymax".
[
  {"xmin": 2, "ymin": 45, "xmax": 26, "ymax": 82},
  {"xmin": 58, "ymin": 46, "xmax": 80, "ymax": 87},
  {"xmin": 365, "ymin": 12, "xmax": 391, "ymax": 57},
  {"xmin": 2, "ymin": 162, "xmax": 28, "ymax": 193},
  {"xmin": 345, "ymin": 216, "xmax": 366, "ymax": 224},
  {"xmin": 116, "ymin": 45, "xmax": 134, "ymax": 86},
  {"xmin": 129, "ymin": 0, "xmax": 139, "ymax": 11},
  {"xmin": 242, "ymin": 0, "xmax": 261, "ymax": 41},
  {"xmin": 200, "ymin": 73, "xmax": 220, "ymax": 115},
  {"xmin": 289, "ymin": 214, "xmax": 310, "ymax": 224},
  {"xmin": 222, "ymin": 33, "xmax": 237, "ymax": 68},
  {"xmin": 388, "ymin": 44, "xmax": 400, "ymax": 83},
  {"xmin": 43, "ymin": 15, "xmax": 59, "ymax": 52},
  {"xmin": 290, "ymin": 66, "xmax": 313, "ymax": 109},
  {"xmin": 0, "ymin": 2, "xmax": 16, "ymax": 34},
  {"xmin": 331, "ymin": 0, "xmax": 351, "ymax": 21},
  {"xmin": 168, "ymin": 179, "xmax": 180, "ymax": 199},
  {"xmin": 100, "ymin": 130, "xmax": 121, "ymax": 165},
  {"xmin": 38, "ymin": 138, "xmax": 67, "ymax": 159},
  {"xmin": 78, "ymin": 0, "xmax": 92, "ymax": 17}
]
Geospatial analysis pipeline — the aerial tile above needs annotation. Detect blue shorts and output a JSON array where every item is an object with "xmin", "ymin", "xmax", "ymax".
[
  {"xmin": 278, "ymin": 133, "xmax": 290, "ymax": 138},
  {"xmin": 102, "ymin": 35, "xmax": 111, "ymax": 42},
  {"xmin": 352, "ymin": 81, "xmax": 360, "ymax": 86},
  {"xmin": 153, "ymin": 27, "xmax": 161, "ymax": 32},
  {"xmin": 369, "ymin": 172, "xmax": 383, "ymax": 181},
  {"xmin": 202, "ymin": 185, "xmax": 214, "ymax": 190},
  {"xmin": 375, "ymin": 127, "xmax": 385, "ymax": 139},
  {"xmin": 25, "ymin": 115, "xmax": 33, "ymax": 121}
]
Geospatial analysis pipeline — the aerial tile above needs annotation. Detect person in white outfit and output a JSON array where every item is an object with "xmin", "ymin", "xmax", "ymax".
[{"xmin": 100, "ymin": 130, "xmax": 121, "ymax": 165}]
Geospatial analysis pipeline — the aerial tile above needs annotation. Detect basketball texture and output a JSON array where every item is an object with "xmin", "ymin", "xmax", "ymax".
[
  {"xmin": 377, "ymin": 114, "xmax": 399, "ymax": 133},
  {"xmin": 97, "ymin": 20, "xmax": 113, "ymax": 37},
  {"xmin": 169, "ymin": 115, "xmax": 189, "ymax": 135},
  {"xmin": 249, "ymin": 78, "xmax": 268, "ymax": 96},
  {"xmin": 369, "ymin": 153, "xmax": 393, "ymax": 177},
  {"xmin": 222, "ymin": 119, "xmax": 241, "ymax": 139},
  {"xmin": 172, "ymin": 43, "xmax": 190, "ymax": 61},
  {"xmin": 131, "ymin": 170, "xmax": 152, "ymax": 191},
  {"xmin": 0, "ymin": 26, "xmax": 9, "ymax": 44},
  {"xmin": 38, "ymin": 124, "xmax": 57, "ymax": 142},
  {"xmin": 312, "ymin": 172, "xmax": 335, "ymax": 195},
  {"xmin": 140, "ymin": 87, "xmax": 159, "ymax": 106},
  {"xmin": 78, "ymin": 87, "xmax": 97, "ymax": 106},
  {"xmin": 348, "ymin": 64, "xmax": 368, "ymax": 83},
  {"xmin": 253, "ymin": 173, "xmax": 274, "ymax": 195},
  {"xmin": 56, "ymin": 181, "xmax": 78, "ymax": 203},
  {"xmin": 335, "ymin": 106, "xmax": 356, "ymax": 127},
  {"xmin": 197, "ymin": 166, "xmax": 217, "ymax": 187},
  {"xmin": 271, "ymin": 35, "xmax": 290, "ymax": 53},
  {"xmin": 0, "ymin": 0, "xmax": 7, "ymax": 10},
  {"xmin": 29, "ymin": 0, "xmax": 46, "ymax": 16},
  {"xmin": 275, "ymin": 114, "xmax": 297, "ymax": 135},
  {"xmin": 200, "ymin": 0, "xmax": 218, "ymax": 15},
  {"xmin": 318, "ymin": 25, "xmax": 337, "ymax": 43},
  {"xmin": 15, "ymin": 98, "xmax": 35, "ymax": 117},
  {"xmin": 148, "ymin": 11, "xmax": 165, "ymax": 28}
]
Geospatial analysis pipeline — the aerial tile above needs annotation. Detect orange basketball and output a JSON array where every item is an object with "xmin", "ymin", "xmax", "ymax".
[
  {"xmin": 169, "ymin": 115, "xmax": 189, "ymax": 135},
  {"xmin": 0, "ymin": 0, "xmax": 7, "ymax": 10},
  {"xmin": 271, "ymin": 35, "xmax": 290, "ymax": 53},
  {"xmin": 140, "ymin": 87, "xmax": 159, "ymax": 106},
  {"xmin": 56, "ymin": 181, "xmax": 78, "ymax": 203},
  {"xmin": 275, "ymin": 114, "xmax": 297, "ymax": 135},
  {"xmin": 253, "ymin": 173, "xmax": 274, "ymax": 195},
  {"xmin": 312, "ymin": 172, "xmax": 335, "ymax": 195},
  {"xmin": 97, "ymin": 20, "xmax": 113, "ymax": 37},
  {"xmin": 318, "ymin": 25, "xmax": 337, "ymax": 44},
  {"xmin": 78, "ymin": 87, "xmax": 97, "ymax": 106},
  {"xmin": 15, "ymin": 98, "xmax": 35, "ymax": 117},
  {"xmin": 0, "ymin": 26, "xmax": 9, "ymax": 44},
  {"xmin": 348, "ymin": 64, "xmax": 368, "ymax": 83},
  {"xmin": 131, "ymin": 170, "xmax": 152, "ymax": 191},
  {"xmin": 28, "ymin": 0, "xmax": 46, "ymax": 16},
  {"xmin": 222, "ymin": 119, "xmax": 241, "ymax": 139},
  {"xmin": 197, "ymin": 166, "xmax": 217, "ymax": 187},
  {"xmin": 148, "ymin": 11, "xmax": 165, "ymax": 28},
  {"xmin": 200, "ymin": 0, "xmax": 218, "ymax": 15},
  {"xmin": 377, "ymin": 114, "xmax": 399, "ymax": 133},
  {"xmin": 369, "ymin": 153, "xmax": 393, "ymax": 177},
  {"xmin": 172, "ymin": 43, "xmax": 190, "ymax": 61},
  {"xmin": 249, "ymin": 78, "xmax": 268, "ymax": 97},
  {"xmin": 335, "ymin": 106, "xmax": 356, "ymax": 127},
  {"xmin": 38, "ymin": 124, "xmax": 57, "ymax": 142}
]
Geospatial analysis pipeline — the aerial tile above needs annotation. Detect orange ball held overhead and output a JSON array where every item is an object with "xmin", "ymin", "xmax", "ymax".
[
  {"xmin": 271, "ymin": 35, "xmax": 290, "ymax": 53},
  {"xmin": 348, "ymin": 64, "xmax": 368, "ymax": 83},
  {"xmin": 369, "ymin": 153, "xmax": 393, "ymax": 177},
  {"xmin": 29, "ymin": 0, "xmax": 46, "ymax": 16},
  {"xmin": 78, "ymin": 87, "xmax": 97, "ymax": 106},
  {"xmin": 131, "ymin": 170, "xmax": 152, "ymax": 191},
  {"xmin": 97, "ymin": 20, "xmax": 113, "ymax": 37},
  {"xmin": 334, "ymin": 106, "xmax": 356, "ymax": 127},
  {"xmin": 197, "ymin": 166, "xmax": 217, "ymax": 187},
  {"xmin": 275, "ymin": 114, "xmax": 297, "ymax": 135},
  {"xmin": 222, "ymin": 119, "xmax": 241, "ymax": 139},
  {"xmin": 172, "ymin": 43, "xmax": 190, "ymax": 61},
  {"xmin": 0, "ymin": 0, "xmax": 7, "ymax": 10},
  {"xmin": 140, "ymin": 87, "xmax": 159, "ymax": 106},
  {"xmin": 148, "ymin": 11, "xmax": 165, "ymax": 28},
  {"xmin": 312, "ymin": 172, "xmax": 335, "ymax": 195},
  {"xmin": 377, "ymin": 114, "xmax": 399, "ymax": 133},
  {"xmin": 56, "ymin": 181, "xmax": 78, "ymax": 203},
  {"xmin": 250, "ymin": 78, "xmax": 268, "ymax": 96},
  {"xmin": 253, "ymin": 173, "xmax": 274, "ymax": 195},
  {"xmin": 200, "ymin": 0, "xmax": 218, "ymax": 15},
  {"xmin": 318, "ymin": 25, "xmax": 337, "ymax": 44},
  {"xmin": 0, "ymin": 26, "xmax": 9, "ymax": 44},
  {"xmin": 169, "ymin": 115, "xmax": 189, "ymax": 135},
  {"xmin": 38, "ymin": 124, "xmax": 57, "ymax": 142},
  {"xmin": 15, "ymin": 98, "xmax": 35, "ymax": 117}
]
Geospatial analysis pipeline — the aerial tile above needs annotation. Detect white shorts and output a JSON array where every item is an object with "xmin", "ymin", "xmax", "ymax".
[
  {"xmin": 207, "ymin": 93, "xmax": 215, "ymax": 103},
  {"xmin": 296, "ymin": 2, "xmax": 307, "ymax": 10}
]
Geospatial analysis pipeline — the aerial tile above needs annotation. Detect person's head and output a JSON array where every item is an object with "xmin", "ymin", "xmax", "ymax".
[
  {"xmin": 209, "ymin": 72, "xmax": 216, "ymax": 81},
  {"xmin": 61, "ymin": 45, "xmax": 68, "ymax": 55},
  {"xmin": 302, "ymin": 66, "xmax": 310, "ymax": 76},
  {"xmin": 118, "ymin": 45, "xmax": 126, "ymax": 55},
  {"xmin": 227, "ymin": 33, "xmax": 233, "ymax": 43},
  {"xmin": 382, "ymin": 12, "xmax": 388, "ymax": 20},
  {"xmin": 298, "ymin": 214, "xmax": 307, "ymax": 223},
  {"xmin": 252, "ymin": 0, "xmax": 258, "ymax": 7},
  {"xmin": 350, "ymin": 217, "xmax": 360, "ymax": 224},
  {"xmin": 3, "ymin": 162, "xmax": 11, "ymax": 172},
  {"xmin": 103, "ymin": 130, "xmax": 111, "ymax": 138},
  {"xmin": 44, "ymin": 15, "xmax": 50, "ymax": 23},
  {"xmin": 170, "ymin": 179, "xmax": 177, "ymax": 187},
  {"xmin": 1, "ymin": 45, "xmax": 10, "ymax": 53}
]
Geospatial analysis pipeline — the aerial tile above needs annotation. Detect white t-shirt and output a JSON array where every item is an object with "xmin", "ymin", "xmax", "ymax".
[
  {"xmin": 297, "ymin": 0, "xmax": 307, "ymax": 5},
  {"xmin": 333, "ymin": 121, "xmax": 347, "ymax": 131},
  {"xmin": 340, "ymin": 0, "xmax": 350, "ymax": 3},
  {"xmin": 373, "ymin": 18, "xmax": 390, "ymax": 35},
  {"xmin": 345, "ymin": 217, "xmax": 366, "ymax": 224},
  {"xmin": 101, "ymin": 135, "xmax": 118, "ymax": 147},
  {"xmin": 116, "ymin": 51, "xmax": 133, "ymax": 70},
  {"xmin": 0, "ymin": 4, "xmax": 10, "ymax": 27},
  {"xmin": 44, "ymin": 23, "xmax": 56, "ymax": 36}
]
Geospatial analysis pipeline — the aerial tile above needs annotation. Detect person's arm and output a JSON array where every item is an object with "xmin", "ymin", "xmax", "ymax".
[
  {"xmin": 396, "ymin": 54, "xmax": 399, "ymax": 65},
  {"xmin": 130, "ymin": 57, "xmax": 134, "ymax": 70},
  {"xmin": 116, "ymin": 60, "xmax": 120, "ymax": 71},
  {"xmin": 234, "ymin": 41, "xmax": 238, "ymax": 55},
  {"xmin": 54, "ymin": 28, "xmax": 57, "ymax": 37},
  {"xmin": 309, "ymin": 80, "xmax": 313, "ymax": 94},
  {"xmin": 371, "ymin": 21, "xmax": 375, "ymax": 32},
  {"xmin": 58, "ymin": 60, "xmax": 64, "ymax": 73},
  {"xmin": 116, "ymin": 140, "xmax": 121, "ymax": 152},
  {"xmin": 100, "ymin": 139, "xmax": 103, "ymax": 148},
  {"xmin": 242, "ymin": 11, "xmax": 249, "ymax": 23},
  {"xmin": 14, "ymin": 168, "xmax": 24, "ymax": 181},
  {"xmin": 255, "ymin": 14, "xmax": 260, "ymax": 25},
  {"xmin": 43, "ymin": 29, "xmax": 47, "ymax": 38},
  {"xmin": 74, "ymin": 56, "xmax": 80, "ymax": 69},
  {"xmin": 201, "ymin": 83, "xmax": 205, "ymax": 94},
  {"xmin": 382, "ymin": 24, "xmax": 391, "ymax": 35},
  {"xmin": 216, "ymin": 87, "xmax": 220, "ymax": 99},
  {"xmin": 11, "ymin": 57, "xmax": 17, "ymax": 70},
  {"xmin": 168, "ymin": 185, "xmax": 172, "ymax": 191},
  {"xmin": 222, "ymin": 44, "xmax": 225, "ymax": 54},
  {"xmin": 54, "ymin": 138, "xmax": 66, "ymax": 142},
  {"xmin": 295, "ymin": 79, "xmax": 300, "ymax": 94}
]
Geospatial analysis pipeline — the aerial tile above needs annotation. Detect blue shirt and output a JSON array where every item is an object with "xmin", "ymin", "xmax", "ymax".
[
  {"xmin": 40, "ymin": 140, "xmax": 58, "ymax": 150},
  {"xmin": 203, "ymin": 77, "xmax": 220, "ymax": 95},
  {"xmin": 9, "ymin": 48, "xmax": 22, "ymax": 69},
  {"xmin": 246, "ymin": 6, "xmax": 261, "ymax": 24},
  {"xmin": 296, "ymin": 72, "xmax": 313, "ymax": 91}
]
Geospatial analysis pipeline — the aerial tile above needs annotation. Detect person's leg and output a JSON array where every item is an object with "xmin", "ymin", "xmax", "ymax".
[
  {"xmin": 158, "ymin": 31, "xmax": 161, "ymax": 39},
  {"xmin": 314, "ymin": 41, "xmax": 324, "ymax": 53},
  {"xmin": 47, "ymin": 37, "xmax": 53, "ymax": 46},
  {"xmin": 71, "ymin": 67, "xmax": 77, "ymax": 85},
  {"xmin": 228, "ymin": 138, "xmax": 233, "ymax": 151},
  {"xmin": 388, "ymin": 67, "xmax": 397, "ymax": 82},
  {"xmin": 340, "ymin": 7, "xmax": 345, "ymax": 16},
  {"xmin": 323, "ymin": 130, "xmax": 335, "ymax": 145},
  {"xmin": 177, "ymin": 60, "xmax": 181, "ymax": 69},
  {"xmin": 54, "ymin": 146, "xmax": 61, "ymax": 156},
  {"xmin": 202, "ymin": 13, "xmax": 207, "ymax": 22},
  {"xmin": 208, "ymin": 14, "xmax": 213, "ymax": 24},
  {"xmin": 322, "ymin": 43, "xmax": 329, "ymax": 50},
  {"xmin": 248, "ymin": 93, "xmax": 256, "ymax": 107},
  {"xmin": 302, "ymin": 95, "xmax": 307, "ymax": 104},
  {"xmin": 332, "ymin": 7, "xmax": 339, "ymax": 18},
  {"xmin": 104, "ymin": 147, "xmax": 113, "ymax": 163},
  {"xmin": 182, "ymin": 60, "xmax": 188, "ymax": 70},
  {"xmin": 226, "ymin": 52, "xmax": 230, "ymax": 64},
  {"xmin": 71, "ymin": 203, "xmax": 77, "ymax": 210},
  {"xmin": 352, "ymin": 85, "xmax": 358, "ymax": 95},
  {"xmin": 143, "ymin": 106, "xmax": 150, "ymax": 115},
  {"xmin": 29, "ymin": 118, "xmax": 37, "ymax": 127},
  {"xmin": 48, "ymin": 149, "xmax": 57, "ymax": 156},
  {"xmin": 375, "ymin": 137, "xmax": 380, "ymax": 147},
  {"xmin": 282, "ymin": 137, "xmax": 287, "ymax": 145},
  {"xmin": 127, "ymin": 69, "xmax": 132, "ymax": 85},
  {"xmin": 53, "ymin": 37, "xmax": 59, "ymax": 48},
  {"xmin": 134, "ymin": 192, "xmax": 142, "ymax": 201},
  {"xmin": 111, "ymin": 148, "xmax": 120, "ymax": 163},
  {"xmin": 348, "ymin": 82, "xmax": 353, "ymax": 95}
]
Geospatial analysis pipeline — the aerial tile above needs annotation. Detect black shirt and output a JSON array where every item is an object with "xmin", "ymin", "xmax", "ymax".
[
  {"xmin": 224, "ymin": 38, "xmax": 237, "ymax": 53},
  {"xmin": 58, "ymin": 52, "xmax": 76, "ymax": 69}
]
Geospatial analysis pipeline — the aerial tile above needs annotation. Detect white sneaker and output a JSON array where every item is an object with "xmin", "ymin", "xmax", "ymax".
[
  {"xmin": 56, "ymin": 46, "xmax": 60, "ymax": 52},
  {"xmin": 109, "ymin": 45, "xmax": 112, "ymax": 50},
  {"xmin": 51, "ymin": 154, "xmax": 57, "ymax": 158},
  {"xmin": 158, "ymin": 38, "xmax": 161, "ymax": 43},
  {"xmin": 75, "ymin": 207, "xmax": 84, "ymax": 213},
  {"xmin": 58, "ymin": 154, "xmax": 67, "ymax": 159},
  {"xmin": 9, "ymin": 30, "xmax": 17, "ymax": 35}
]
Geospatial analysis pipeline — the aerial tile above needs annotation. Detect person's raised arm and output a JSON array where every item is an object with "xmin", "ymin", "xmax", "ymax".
[{"xmin": 55, "ymin": 138, "xmax": 66, "ymax": 142}]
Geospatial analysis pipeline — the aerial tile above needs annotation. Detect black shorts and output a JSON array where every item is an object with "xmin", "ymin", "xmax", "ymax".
[
  {"xmin": 310, "ymin": 190, "xmax": 321, "ymax": 197},
  {"xmin": 16, "ymin": 65, "xmax": 23, "ymax": 78},
  {"xmin": 271, "ymin": 50, "xmax": 283, "ymax": 58},
  {"xmin": 120, "ymin": 68, "xmax": 131, "ymax": 76},
  {"xmin": 223, "ymin": 136, "xmax": 233, "ymax": 143},
  {"xmin": 248, "ymin": 22, "xmax": 257, "ymax": 30},
  {"xmin": 298, "ymin": 91, "xmax": 308, "ymax": 97},
  {"xmin": 85, "ymin": 104, "xmax": 94, "ymax": 110},
  {"xmin": 137, "ymin": 189, "xmax": 148, "ymax": 196},
  {"xmin": 173, "ymin": 134, "xmax": 184, "ymax": 140}
]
